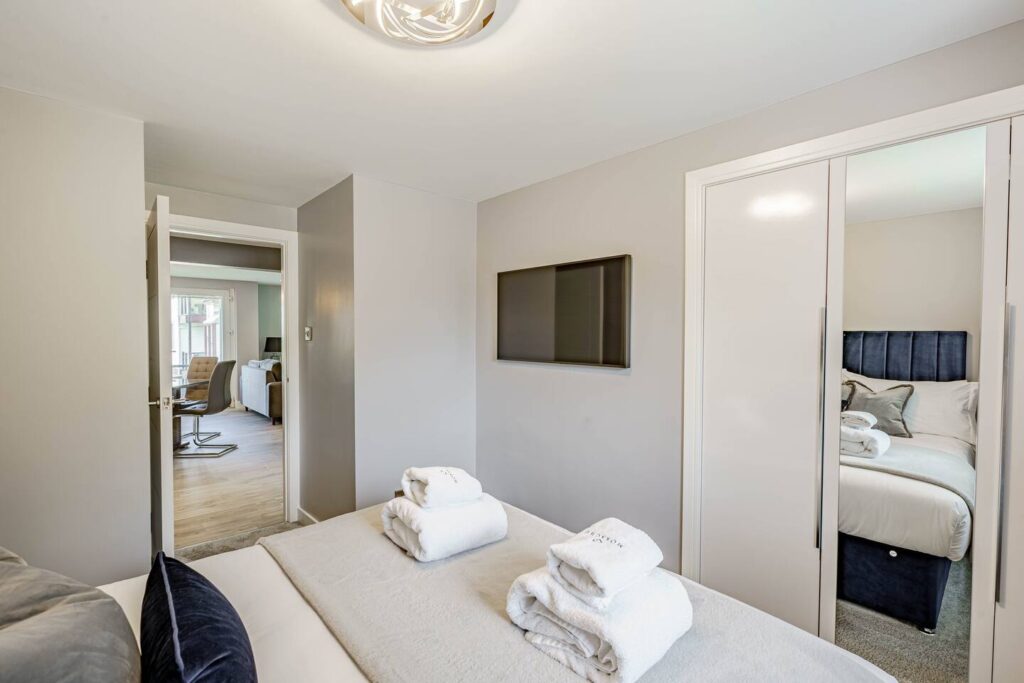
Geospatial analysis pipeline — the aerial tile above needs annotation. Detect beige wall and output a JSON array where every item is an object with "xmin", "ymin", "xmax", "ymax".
[
  {"xmin": 297, "ymin": 177, "xmax": 357, "ymax": 521},
  {"xmin": 0, "ymin": 87, "xmax": 148, "ymax": 584},
  {"xmin": 845, "ymin": 209, "xmax": 983, "ymax": 379},
  {"xmin": 352, "ymin": 176, "xmax": 477, "ymax": 508},
  {"xmin": 476, "ymin": 21, "xmax": 1024, "ymax": 570},
  {"xmin": 146, "ymin": 182, "xmax": 297, "ymax": 231}
]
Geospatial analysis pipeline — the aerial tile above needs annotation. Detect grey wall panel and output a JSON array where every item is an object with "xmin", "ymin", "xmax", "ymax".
[{"xmin": 297, "ymin": 177, "xmax": 356, "ymax": 520}]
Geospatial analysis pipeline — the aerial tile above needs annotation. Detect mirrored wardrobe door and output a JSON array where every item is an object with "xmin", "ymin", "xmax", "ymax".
[
  {"xmin": 828, "ymin": 122, "xmax": 1010, "ymax": 683},
  {"xmin": 993, "ymin": 115, "xmax": 1024, "ymax": 683}
]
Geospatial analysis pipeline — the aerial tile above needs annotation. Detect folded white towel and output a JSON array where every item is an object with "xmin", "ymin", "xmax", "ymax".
[
  {"xmin": 381, "ymin": 494, "xmax": 507, "ymax": 562},
  {"xmin": 840, "ymin": 426, "xmax": 891, "ymax": 458},
  {"xmin": 841, "ymin": 410, "xmax": 878, "ymax": 430},
  {"xmin": 546, "ymin": 518, "xmax": 664, "ymax": 610},
  {"xmin": 507, "ymin": 567, "xmax": 692, "ymax": 683},
  {"xmin": 401, "ymin": 466, "xmax": 483, "ymax": 508}
]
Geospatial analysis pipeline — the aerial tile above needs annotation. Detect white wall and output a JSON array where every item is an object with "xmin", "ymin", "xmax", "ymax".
[
  {"xmin": 353, "ymin": 176, "xmax": 477, "ymax": 508},
  {"xmin": 146, "ymin": 182, "xmax": 297, "ymax": 231},
  {"xmin": 171, "ymin": 277, "xmax": 261, "ymax": 401},
  {"xmin": 476, "ymin": 22, "xmax": 1024, "ymax": 570},
  {"xmin": 845, "ymin": 208, "xmax": 983, "ymax": 379},
  {"xmin": 0, "ymin": 87, "xmax": 148, "ymax": 584}
]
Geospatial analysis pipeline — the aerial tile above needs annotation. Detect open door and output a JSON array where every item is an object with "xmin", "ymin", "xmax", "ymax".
[{"xmin": 147, "ymin": 195, "xmax": 174, "ymax": 556}]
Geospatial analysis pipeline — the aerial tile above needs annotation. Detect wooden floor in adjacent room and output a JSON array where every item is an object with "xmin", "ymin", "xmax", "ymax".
[{"xmin": 174, "ymin": 407, "xmax": 284, "ymax": 550}]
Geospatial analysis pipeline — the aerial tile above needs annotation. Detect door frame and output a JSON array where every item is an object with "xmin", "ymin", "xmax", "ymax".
[
  {"xmin": 161, "ymin": 211, "xmax": 302, "ymax": 527},
  {"xmin": 683, "ymin": 84, "xmax": 1024, "ymax": 677}
]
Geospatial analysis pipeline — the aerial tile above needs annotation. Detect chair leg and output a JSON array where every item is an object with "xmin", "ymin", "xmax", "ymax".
[
  {"xmin": 173, "ymin": 416, "xmax": 237, "ymax": 459},
  {"xmin": 189, "ymin": 415, "xmax": 222, "ymax": 444}
]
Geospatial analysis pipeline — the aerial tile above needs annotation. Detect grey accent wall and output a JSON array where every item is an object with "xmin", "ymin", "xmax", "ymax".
[
  {"xmin": 476, "ymin": 21, "xmax": 1024, "ymax": 571},
  {"xmin": 170, "ymin": 236, "xmax": 282, "ymax": 271},
  {"xmin": 297, "ymin": 177, "xmax": 357, "ymax": 520},
  {"xmin": 0, "ymin": 87, "xmax": 148, "ymax": 584},
  {"xmin": 296, "ymin": 175, "xmax": 477, "ymax": 518},
  {"xmin": 258, "ymin": 284, "xmax": 283, "ymax": 358},
  {"xmin": 145, "ymin": 182, "xmax": 297, "ymax": 230}
]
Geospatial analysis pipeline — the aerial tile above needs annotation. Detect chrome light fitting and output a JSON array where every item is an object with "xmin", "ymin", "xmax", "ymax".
[{"xmin": 341, "ymin": 0, "xmax": 497, "ymax": 46}]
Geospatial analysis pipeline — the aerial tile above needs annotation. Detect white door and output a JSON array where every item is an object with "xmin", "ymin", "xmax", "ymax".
[
  {"xmin": 700, "ymin": 161, "xmax": 830, "ymax": 634},
  {"xmin": 993, "ymin": 116, "xmax": 1024, "ymax": 683},
  {"xmin": 146, "ymin": 195, "xmax": 174, "ymax": 556}
]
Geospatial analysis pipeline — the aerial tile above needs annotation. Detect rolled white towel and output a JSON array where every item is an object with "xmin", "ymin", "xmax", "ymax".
[
  {"xmin": 840, "ymin": 425, "xmax": 891, "ymax": 458},
  {"xmin": 546, "ymin": 518, "xmax": 664, "ymax": 610},
  {"xmin": 507, "ymin": 567, "xmax": 692, "ymax": 683},
  {"xmin": 841, "ymin": 410, "xmax": 877, "ymax": 430},
  {"xmin": 381, "ymin": 494, "xmax": 507, "ymax": 562},
  {"xmin": 401, "ymin": 466, "xmax": 483, "ymax": 508}
]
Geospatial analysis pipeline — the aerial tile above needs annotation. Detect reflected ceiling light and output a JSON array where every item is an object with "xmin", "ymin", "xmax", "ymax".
[
  {"xmin": 341, "ymin": 0, "xmax": 497, "ymax": 46},
  {"xmin": 749, "ymin": 193, "xmax": 815, "ymax": 219}
]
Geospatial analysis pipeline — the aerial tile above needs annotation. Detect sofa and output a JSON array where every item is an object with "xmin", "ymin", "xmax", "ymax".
[{"xmin": 240, "ymin": 359, "xmax": 283, "ymax": 424}]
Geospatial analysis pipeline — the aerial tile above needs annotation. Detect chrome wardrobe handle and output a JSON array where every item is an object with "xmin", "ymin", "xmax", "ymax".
[
  {"xmin": 815, "ymin": 306, "xmax": 826, "ymax": 550},
  {"xmin": 996, "ymin": 302, "xmax": 1015, "ymax": 605}
]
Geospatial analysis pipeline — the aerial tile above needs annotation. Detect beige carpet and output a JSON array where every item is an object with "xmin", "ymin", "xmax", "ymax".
[
  {"xmin": 836, "ymin": 559, "xmax": 971, "ymax": 682},
  {"xmin": 176, "ymin": 521, "xmax": 302, "ymax": 562}
]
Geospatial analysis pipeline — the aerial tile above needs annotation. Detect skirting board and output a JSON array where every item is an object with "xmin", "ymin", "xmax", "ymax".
[{"xmin": 297, "ymin": 507, "xmax": 321, "ymax": 526}]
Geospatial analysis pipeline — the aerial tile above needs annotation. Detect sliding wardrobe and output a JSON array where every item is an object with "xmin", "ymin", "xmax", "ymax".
[
  {"xmin": 686, "ymin": 107, "xmax": 1024, "ymax": 681},
  {"xmin": 994, "ymin": 115, "xmax": 1024, "ymax": 681},
  {"xmin": 699, "ymin": 160, "xmax": 829, "ymax": 634}
]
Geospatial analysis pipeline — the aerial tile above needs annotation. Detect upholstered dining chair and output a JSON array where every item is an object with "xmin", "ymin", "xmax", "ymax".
[
  {"xmin": 173, "ymin": 360, "xmax": 238, "ymax": 458},
  {"xmin": 183, "ymin": 355, "xmax": 220, "ymax": 443}
]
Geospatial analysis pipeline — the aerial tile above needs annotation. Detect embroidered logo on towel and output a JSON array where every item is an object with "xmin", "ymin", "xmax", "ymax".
[
  {"xmin": 440, "ymin": 468, "xmax": 460, "ymax": 484},
  {"xmin": 582, "ymin": 530, "xmax": 625, "ymax": 549}
]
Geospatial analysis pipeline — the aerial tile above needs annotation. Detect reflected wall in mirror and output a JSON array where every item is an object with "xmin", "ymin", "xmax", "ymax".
[{"xmin": 836, "ymin": 126, "xmax": 984, "ymax": 682}]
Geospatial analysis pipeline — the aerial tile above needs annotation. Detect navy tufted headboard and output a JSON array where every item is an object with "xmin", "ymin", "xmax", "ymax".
[{"xmin": 843, "ymin": 331, "xmax": 967, "ymax": 382}]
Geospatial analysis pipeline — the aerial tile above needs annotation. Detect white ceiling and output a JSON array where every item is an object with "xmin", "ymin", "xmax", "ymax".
[
  {"xmin": 0, "ymin": 1, "xmax": 1021, "ymax": 205},
  {"xmin": 171, "ymin": 262, "xmax": 282, "ymax": 285},
  {"xmin": 846, "ymin": 126, "xmax": 986, "ymax": 224}
]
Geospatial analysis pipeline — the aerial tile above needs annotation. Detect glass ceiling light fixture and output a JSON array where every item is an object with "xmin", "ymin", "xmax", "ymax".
[{"xmin": 341, "ymin": 0, "xmax": 497, "ymax": 46}]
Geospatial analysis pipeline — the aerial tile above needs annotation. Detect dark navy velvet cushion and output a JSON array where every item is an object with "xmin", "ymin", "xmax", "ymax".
[{"xmin": 141, "ymin": 552, "xmax": 257, "ymax": 682}]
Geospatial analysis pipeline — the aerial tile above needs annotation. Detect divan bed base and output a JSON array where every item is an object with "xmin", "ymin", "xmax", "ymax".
[{"xmin": 838, "ymin": 533, "xmax": 952, "ymax": 632}]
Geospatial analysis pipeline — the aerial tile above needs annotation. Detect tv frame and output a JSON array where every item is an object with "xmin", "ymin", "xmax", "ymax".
[{"xmin": 496, "ymin": 254, "xmax": 632, "ymax": 368}]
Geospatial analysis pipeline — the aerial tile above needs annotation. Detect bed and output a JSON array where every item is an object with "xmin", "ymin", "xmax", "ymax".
[
  {"xmin": 100, "ymin": 503, "xmax": 892, "ymax": 682},
  {"xmin": 839, "ymin": 331, "xmax": 977, "ymax": 632}
]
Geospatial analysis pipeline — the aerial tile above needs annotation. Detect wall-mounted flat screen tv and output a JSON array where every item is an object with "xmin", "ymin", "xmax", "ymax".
[{"xmin": 497, "ymin": 255, "xmax": 631, "ymax": 368}]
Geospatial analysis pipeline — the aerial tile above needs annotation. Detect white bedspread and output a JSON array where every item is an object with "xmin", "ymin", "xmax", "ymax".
[
  {"xmin": 840, "ymin": 434, "xmax": 974, "ymax": 560},
  {"xmin": 98, "ymin": 545, "xmax": 367, "ymax": 683}
]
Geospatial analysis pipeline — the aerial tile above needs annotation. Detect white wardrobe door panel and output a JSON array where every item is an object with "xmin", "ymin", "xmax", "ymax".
[
  {"xmin": 994, "ymin": 116, "xmax": 1024, "ymax": 683},
  {"xmin": 701, "ymin": 160, "xmax": 829, "ymax": 635}
]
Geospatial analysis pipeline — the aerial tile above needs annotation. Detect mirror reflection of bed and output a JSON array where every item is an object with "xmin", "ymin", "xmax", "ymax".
[{"xmin": 835, "ymin": 127, "xmax": 984, "ymax": 681}]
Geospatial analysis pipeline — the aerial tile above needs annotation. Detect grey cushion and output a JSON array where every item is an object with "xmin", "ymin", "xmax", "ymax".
[
  {"xmin": 840, "ymin": 382, "xmax": 854, "ymax": 410},
  {"xmin": 846, "ymin": 380, "xmax": 915, "ymax": 437},
  {"xmin": 0, "ymin": 546, "xmax": 140, "ymax": 682}
]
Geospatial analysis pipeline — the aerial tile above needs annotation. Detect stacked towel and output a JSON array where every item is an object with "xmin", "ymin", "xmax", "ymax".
[
  {"xmin": 401, "ymin": 466, "xmax": 483, "ymax": 508},
  {"xmin": 840, "ymin": 425, "xmax": 891, "ymax": 458},
  {"xmin": 382, "ymin": 467, "xmax": 507, "ymax": 562},
  {"xmin": 841, "ymin": 410, "xmax": 877, "ymax": 430},
  {"xmin": 547, "ymin": 518, "xmax": 664, "ymax": 611},
  {"xmin": 507, "ymin": 519, "xmax": 692, "ymax": 683}
]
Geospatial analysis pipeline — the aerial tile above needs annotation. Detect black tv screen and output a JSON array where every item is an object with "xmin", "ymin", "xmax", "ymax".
[{"xmin": 497, "ymin": 255, "xmax": 631, "ymax": 368}]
